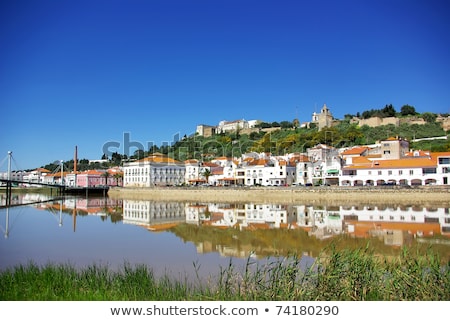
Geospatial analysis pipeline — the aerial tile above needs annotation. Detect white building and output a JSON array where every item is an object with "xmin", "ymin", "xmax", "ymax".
[
  {"xmin": 291, "ymin": 154, "xmax": 313, "ymax": 185},
  {"xmin": 241, "ymin": 153, "xmax": 295, "ymax": 186},
  {"xmin": 340, "ymin": 143, "xmax": 450, "ymax": 186},
  {"xmin": 208, "ymin": 157, "xmax": 237, "ymax": 186},
  {"xmin": 21, "ymin": 168, "xmax": 51, "ymax": 185},
  {"xmin": 123, "ymin": 154, "xmax": 185, "ymax": 187},
  {"xmin": 307, "ymin": 144, "xmax": 342, "ymax": 185},
  {"xmin": 184, "ymin": 159, "xmax": 203, "ymax": 185},
  {"xmin": 0, "ymin": 170, "xmax": 27, "ymax": 182},
  {"xmin": 217, "ymin": 119, "xmax": 249, "ymax": 133}
]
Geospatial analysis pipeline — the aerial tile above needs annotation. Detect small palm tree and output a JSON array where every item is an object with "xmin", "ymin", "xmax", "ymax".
[
  {"xmin": 202, "ymin": 168, "xmax": 212, "ymax": 185},
  {"xmin": 113, "ymin": 172, "xmax": 123, "ymax": 186},
  {"xmin": 101, "ymin": 171, "xmax": 110, "ymax": 186}
]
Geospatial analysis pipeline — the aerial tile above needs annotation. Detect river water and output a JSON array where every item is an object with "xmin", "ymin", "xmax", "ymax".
[{"xmin": 1, "ymin": 193, "xmax": 449, "ymax": 282}]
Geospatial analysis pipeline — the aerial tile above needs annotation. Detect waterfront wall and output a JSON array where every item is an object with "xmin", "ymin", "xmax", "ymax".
[{"xmin": 109, "ymin": 186, "xmax": 450, "ymax": 207}]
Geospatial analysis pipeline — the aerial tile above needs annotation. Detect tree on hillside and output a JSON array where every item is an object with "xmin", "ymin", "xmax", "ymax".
[
  {"xmin": 280, "ymin": 121, "xmax": 293, "ymax": 129},
  {"xmin": 271, "ymin": 121, "xmax": 280, "ymax": 128},
  {"xmin": 255, "ymin": 122, "xmax": 272, "ymax": 129},
  {"xmin": 400, "ymin": 104, "xmax": 416, "ymax": 116},
  {"xmin": 381, "ymin": 104, "xmax": 396, "ymax": 117},
  {"xmin": 422, "ymin": 112, "xmax": 437, "ymax": 123},
  {"xmin": 361, "ymin": 104, "xmax": 396, "ymax": 119}
]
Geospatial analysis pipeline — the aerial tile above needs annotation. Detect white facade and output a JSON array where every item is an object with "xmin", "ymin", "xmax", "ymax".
[
  {"xmin": 0, "ymin": 170, "xmax": 26, "ymax": 182},
  {"xmin": 184, "ymin": 160, "xmax": 203, "ymax": 184},
  {"xmin": 341, "ymin": 152, "xmax": 450, "ymax": 186},
  {"xmin": 244, "ymin": 159, "xmax": 293, "ymax": 186},
  {"xmin": 295, "ymin": 160, "xmax": 314, "ymax": 185},
  {"xmin": 217, "ymin": 119, "xmax": 249, "ymax": 133},
  {"xmin": 119, "ymin": 146, "xmax": 449, "ymax": 188},
  {"xmin": 307, "ymin": 144, "xmax": 342, "ymax": 185},
  {"xmin": 123, "ymin": 155, "xmax": 185, "ymax": 187}
]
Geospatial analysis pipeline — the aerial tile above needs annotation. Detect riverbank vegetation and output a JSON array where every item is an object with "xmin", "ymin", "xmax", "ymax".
[{"xmin": 1, "ymin": 245, "xmax": 448, "ymax": 300}]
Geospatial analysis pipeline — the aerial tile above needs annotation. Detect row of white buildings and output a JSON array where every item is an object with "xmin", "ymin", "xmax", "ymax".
[
  {"xmin": 122, "ymin": 200, "xmax": 450, "ymax": 251},
  {"xmin": 4, "ymin": 137, "xmax": 448, "ymax": 188},
  {"xmin": 123, "ymin": 137, "xmax": 450, "ymax": 187}
]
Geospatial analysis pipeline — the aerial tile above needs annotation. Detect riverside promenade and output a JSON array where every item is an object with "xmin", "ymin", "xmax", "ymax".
[{"xmin": 109, "ymin": 185, "xmax": 450, "ymax": 206}]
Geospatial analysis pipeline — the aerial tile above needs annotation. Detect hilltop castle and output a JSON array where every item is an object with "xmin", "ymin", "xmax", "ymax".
[{"xmin": 196, "ymin": 103, "xmax": 449, "ymax": 137}]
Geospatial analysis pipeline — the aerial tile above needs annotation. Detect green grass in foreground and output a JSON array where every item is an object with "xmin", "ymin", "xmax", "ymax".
[{"xmin": 1, "ymin": 246, "xmax": 449, "ymax": 301}]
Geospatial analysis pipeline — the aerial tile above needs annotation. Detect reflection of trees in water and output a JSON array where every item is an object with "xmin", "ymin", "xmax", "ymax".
[{"xmin": 169, "ymin": 224, "xmax": 417, "ymax": 259}]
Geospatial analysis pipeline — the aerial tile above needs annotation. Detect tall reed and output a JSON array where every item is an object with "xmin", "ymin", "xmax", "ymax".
[{"xmin": 1, "ymin": 246, "xmax": 449, "ymax": 300}]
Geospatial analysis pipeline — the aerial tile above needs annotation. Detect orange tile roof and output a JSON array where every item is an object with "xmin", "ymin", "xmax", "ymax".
[
  {"xmin": 341, "ymin": 147, "xmax": 368, "ymax": 156},
  {"xmin": 79, "ymin": 170, "xmax": 104, "ymax": 175},
  {"xmin": 367, "ymin": 153, "xmax": 382, "ymax": 158},
  {"xmin": 135, "ymin": 154, "xmax": 181, "ymax": 164},
  {"xmin": 184, "ymin": 159, "xmax": 199, "ymax": 164},
  {"xmin": 404, "ymin": 150, "xmax": 430, "ymax": 157},
  {"xmin": 384, "ymin": 137, "xmax": 399, "ymax": 141},
  {"xmin": 107, "ymin": 167, "xmax": 123, "ymax": 174},
  {"xmin": 349, "ymin": 156, "xmax": 372, "ymax": 164},
  {"xmin": 247, "ymin": 158, "xmax": 268, "ymax": 166},
  {"xmin": 202, "ymin": 161, "xmax": 220, "ymax": 167},
  {"xmin": 430, "ymin": 151, "xmax": 450, "ymax": 158},
  {"xmin": 344, "ymin": 156, "xmax": 436, "ymax": 169},
  {"xmin": 46, "ymin": 171, "xmax": 70, "ymax": 177}
]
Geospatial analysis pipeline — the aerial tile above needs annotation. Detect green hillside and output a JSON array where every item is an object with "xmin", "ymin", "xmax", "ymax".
[
  {"xmin": 41, "ymin": 115, "xmax": 449, "ymax": 172},
  {"xmin": 165, "ymin": 120, "xmax": 448, "ymax": 162}
]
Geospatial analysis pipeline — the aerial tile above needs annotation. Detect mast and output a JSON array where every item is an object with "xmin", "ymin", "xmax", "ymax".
[
  {"xmin": 74, "ymin": 146, "xmax": 77, "ymax": 186},
  {"xmin": 60, "ymin": 160, "xmax": 64, "ymax": 186},
  {"xmin": 7, "ymin": 151, "xmax": 12, "ymax": 181}
]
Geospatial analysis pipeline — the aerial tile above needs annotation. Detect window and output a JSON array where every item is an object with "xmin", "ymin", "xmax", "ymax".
[
  {"xmin": 422, "ymin": 168, "xmax": 437, "ymax": 174},
  {"xmin": 378, "ymin": 171, "xmax": 382, "ymax": 175},
  {"xmin": 399, "ymin": 170, "xmax": 403, "ymax": 175},
  {"xmin": 388, "ymin": 170, "xmax": 392, "ymax": 176},
  {"xmin": 409, "ymin": 170, "xmax": 414, "ymax": 175},
  {"xmin": 439, "ymin": 157, "xmax": 450, "ymax": 165},
  {"xmin": 384, "ymin": 150, "xmax": 390, "ymax": 154}
]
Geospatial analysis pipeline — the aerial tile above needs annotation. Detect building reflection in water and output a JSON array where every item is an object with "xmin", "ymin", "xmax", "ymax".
[
  {"xmin": 4, "ymin": 196, "xmax": 447, "ymax": 261},
  {"xmin": 121, "ymin": 199, "xmax": 450, "ymax": 257},
  {"xmin": 123, "ymin": 200, "xmax": 186, "ymax": 231}
]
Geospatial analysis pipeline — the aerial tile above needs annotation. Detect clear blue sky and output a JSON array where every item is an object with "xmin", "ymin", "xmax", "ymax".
[{"xmin": 1, "ymin": 0, "xmax": 449, "ymax": 170}]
